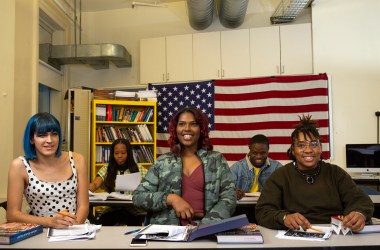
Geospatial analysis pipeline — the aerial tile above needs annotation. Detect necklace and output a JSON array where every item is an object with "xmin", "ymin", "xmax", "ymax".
[{"xmin": 295, "ymin": 162, "xmax": 321, "ymax": 184}]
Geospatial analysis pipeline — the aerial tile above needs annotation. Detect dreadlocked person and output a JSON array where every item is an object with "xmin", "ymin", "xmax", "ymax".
[{"xmin": 255, "ymin": 114, "xmax": 374, "ymax": 232}]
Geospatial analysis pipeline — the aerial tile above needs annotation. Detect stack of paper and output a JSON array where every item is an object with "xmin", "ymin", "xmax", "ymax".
[
  {"xmin": 137, "ymin": 90, "xmax": 157, "ymax": 102},
  {"xmin": 47, "ymin": 224, "xmax": 101, "ymax": 242},
  {"xmin": 88, "ymin": 190, "xmax": 133, "ymax": 201}
]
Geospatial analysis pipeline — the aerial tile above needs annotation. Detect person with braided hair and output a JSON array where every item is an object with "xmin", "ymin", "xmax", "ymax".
[
  {"xmin": 255, "ymin": 114, "xmax": 374, "ymax": 232},
  {"xmin": 89, "ymin": 139, "xmax": 146, "ymax": 225}
]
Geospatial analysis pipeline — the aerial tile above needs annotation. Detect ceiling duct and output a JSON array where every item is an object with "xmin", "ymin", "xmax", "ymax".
[
  {"xmin": 218, "ymin": 0, "xmax": 249, "ymax": 29},
  {"xmin": 41, "ymin": 0, "xmax": 132, "ymax": 70},
  {"xmin": 270, "ymin": 0, "xmax": 313, "ymax": 24},
  {"xmin": 187, "ymin": 0, "xmax": 214, "ymax": 30},
  {"xmin": 186, "ymin": 0, "xmax": 248, "ymax": 30},
  {"xmin": 40, "ymin": 43, "xmax": 132, "ymax": 70}
]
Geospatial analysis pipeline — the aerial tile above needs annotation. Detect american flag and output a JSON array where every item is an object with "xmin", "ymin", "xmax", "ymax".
[{"xmin": 149, "ymin": 73, "xmax": 330, "ymax": 164}]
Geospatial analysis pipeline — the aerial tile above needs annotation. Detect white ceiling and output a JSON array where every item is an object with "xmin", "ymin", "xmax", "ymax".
[{"xmin": 80, "ymin": 0, "xmax": 282, "ymax": 12}]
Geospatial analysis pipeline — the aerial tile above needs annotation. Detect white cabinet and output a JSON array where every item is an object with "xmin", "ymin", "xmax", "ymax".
[
  {"xmin": 193, "ymin": 30, "xmax": 251, "ymax": 80},
  {"xmin": 193, "ymin": 31, "xmax": 221, "ymax": 80},
  {"xmin": 280, "ymin": 23, "xmax": 313, "ymax": 76},
  {"xmin": 221, "ymin": 29, "xmax": 251, "ymax": 79},
  {"xmin": 166, "ymin": 34, "xmax": 193, "ymax": 82},
  {"xmin": 250, "ymin": 23, "xmax": 313, "ymax": 77},
  {"xmin": 250, "ymin": 26, "xmax": 281, "ymax": 77},
  {"xmin": 140, "ymin": 34, "xmax": 193, "ymax": 84},
  {"xmin": 140, "ymin": 37, "xmax": 166, "ymax": 83},
  {"xmin": 141, "ymin": 24, "xmax": 313, "ymax": 83}
]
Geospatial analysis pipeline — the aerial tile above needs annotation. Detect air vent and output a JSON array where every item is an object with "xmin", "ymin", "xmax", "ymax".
[{"xmin": 39, "ymin": 43, "xmax": 132, "ymax": 70}]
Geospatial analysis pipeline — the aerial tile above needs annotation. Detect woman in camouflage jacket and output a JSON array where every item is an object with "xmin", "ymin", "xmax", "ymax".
[{"xmin": 133, "ymin": 107, "xmax": 236, "ymax": 225}]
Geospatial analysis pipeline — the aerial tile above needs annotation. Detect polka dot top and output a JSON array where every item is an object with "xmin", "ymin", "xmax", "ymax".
[{"xmin": 21, "ymin": 151, "xmax": 78, "ymax": 217}]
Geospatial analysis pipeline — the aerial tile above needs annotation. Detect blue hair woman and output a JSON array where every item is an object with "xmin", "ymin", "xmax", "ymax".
[{"xmin": 7, "ymin": 112, "xmax": 89, "ymax": 228}]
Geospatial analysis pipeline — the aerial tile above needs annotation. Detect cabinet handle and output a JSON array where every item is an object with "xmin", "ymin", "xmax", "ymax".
[
  {"xmin": 222, "ymin": 69, "xmax": 225, "ymax": 78},
  {"xmin": 281, "ymin": 65, "xmax": 285, "ymax": 74},
  {"xmin": 166, "ymin": 73, "xmax": 169, "ymax": 81}
]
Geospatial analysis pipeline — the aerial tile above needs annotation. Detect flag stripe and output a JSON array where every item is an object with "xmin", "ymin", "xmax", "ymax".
[
  {"xmin": 150, "ymin": 74, "xmax": 330, "ymax": 163},
  {"xmin": 214, "ymin": 119, "xmax": 329, "ymax": 131},
  {"xmin": 216, "ymin": 88, "xmax": 328, "ymax": 101}
]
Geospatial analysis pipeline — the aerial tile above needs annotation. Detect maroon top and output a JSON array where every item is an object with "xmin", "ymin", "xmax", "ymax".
[{"xmin": 181, "ymin": 164, "xmax": 205, "ymax": 225}]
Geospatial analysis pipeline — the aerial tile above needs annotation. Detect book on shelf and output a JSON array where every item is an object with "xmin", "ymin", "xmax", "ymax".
[
  {"xmin": 88, "ymin": 190, "xmax": 132, "ymax": 201},
  {"xmin": 106, "ymin": 105, "xmax": 113, "ymax": 121},
  {"xmin": 0, "ymin": 222, "xmax": 43, "ymax": 245},
  {"xmin": 216, "ymin": 223, "xmax": 263, "ymax": 244},
  {"xmin": 135, "ymin": 214, "xmax": 249, "ymax": 242}
]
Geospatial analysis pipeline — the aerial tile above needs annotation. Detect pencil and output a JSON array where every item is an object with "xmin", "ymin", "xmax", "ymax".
[
  {"xmin": 309, "ymin": 226, "xmax": 323, "ymax": 233},
  {"xmin": 56, "ymin": 210, "xmax": 68, "ymax": 216}
]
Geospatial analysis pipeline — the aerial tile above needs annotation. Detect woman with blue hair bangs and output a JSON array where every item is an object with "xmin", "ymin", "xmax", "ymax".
[{"xmin": 7, "ymin": 112, "xmax": 89, "ymax": 228}]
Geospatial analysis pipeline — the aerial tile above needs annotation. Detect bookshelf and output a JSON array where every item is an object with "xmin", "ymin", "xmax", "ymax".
[{"xmin": 91, "ymin": 99, "xmax": 157, "ymax": 181}]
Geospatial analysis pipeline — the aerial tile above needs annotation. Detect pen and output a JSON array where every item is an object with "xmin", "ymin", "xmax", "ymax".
[{"xmin": 124, "ymin": 229, "xmax": 141, "ymax": 235}]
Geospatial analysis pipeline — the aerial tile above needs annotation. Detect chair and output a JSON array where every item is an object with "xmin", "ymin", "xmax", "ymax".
[
  {"xmin": 0, "ymin": 200, "xmax": 7, "ymax": 211},
  {"xmin": 360, "ymin": 186, "xmax": 380, "ymax": 195}
]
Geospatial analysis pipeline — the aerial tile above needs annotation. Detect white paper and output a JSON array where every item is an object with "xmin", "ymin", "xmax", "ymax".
[
  {"xmin": 88, "ymin": 190, "xmax": 133, "ymax": 201},
  {"xmin": 47, "ymin": 224, "xmax": 101, "ymax": 242},
  {"xmin": 137, "ymin": 224, "xmax": 189, "ymax": 241},
  {"xmin": 276, "ymin": 226, "xmax": 332, "ymax": 241},
  {"xmin": 115, "ymin": 172, "xmax": 141, "ymax": 192},
  {"xmin": 331, "ymin": 217, "xmax": 352, "ymax": 235},
  {"xmin": 356, "ymin": 225, "xmax": 380, "ymax": 234},
  {"xmin": 244, "ymin": 192, "xmax": 261, "ymax": 197}
]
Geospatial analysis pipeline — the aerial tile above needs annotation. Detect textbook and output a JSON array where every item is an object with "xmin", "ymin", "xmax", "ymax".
[
  {"xmin": 216, "ymin": 223, "xmax": 264, "ymax": 244},
  {"xmin": 135, "ymin": 214, "xmax": 249, "ymax": 242},
  {"xmin": 88, "ymin": 190, "xmax": 132, "ymax": 201},
  {"xmin": 0, "ymin": 222, "xmax": 43, "ymax": 245}
]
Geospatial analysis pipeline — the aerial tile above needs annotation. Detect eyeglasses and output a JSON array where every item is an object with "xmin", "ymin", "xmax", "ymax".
[{"xmin": 294, "ymin": 140, "xmax": 320, "ymax": 149}]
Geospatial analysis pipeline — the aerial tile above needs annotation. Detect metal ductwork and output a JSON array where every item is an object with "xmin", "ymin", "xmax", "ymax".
[
  {"xmin": 218, "ymin": 0, "xmax": 249, "ymax": 29},
  {"xmin": 186, "ymin": 0, "xmax": 248, "ymax": 30},
  {"xmin": 270, "ymin": 0, "xmax": 313, "ymax": 24},
  {"xmin": 39, "ymin": 43, "xmax": 132, "ymax": 70},
  {"xmin": 187, "ymin": 0, "xmax": 214, "ymax": 30}
]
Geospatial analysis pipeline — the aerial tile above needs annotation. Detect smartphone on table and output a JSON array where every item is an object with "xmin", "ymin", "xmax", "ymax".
[{"xmin": 130, "ymin": 238, "xmax": 148, "ymax": 247}]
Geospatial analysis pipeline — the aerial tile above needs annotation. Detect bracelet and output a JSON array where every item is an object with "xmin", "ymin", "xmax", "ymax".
[
  {"xmin": 283, "ymin": 213, "xmax": 287, "ymax": 221},
  {"xmin": 354, "ymin": 211, "xmax": 366, "ymax": 220}
]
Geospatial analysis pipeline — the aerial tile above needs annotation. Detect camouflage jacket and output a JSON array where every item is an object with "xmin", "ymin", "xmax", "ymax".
[{"xmin": 132, "ymin": 149, "xmax": 236, "ymax": 225}]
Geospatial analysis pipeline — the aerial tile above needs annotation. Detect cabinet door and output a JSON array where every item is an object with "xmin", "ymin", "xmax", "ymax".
[
  {"xmin": 166, "ymin": 34, "xmax": 193, "ymax": 82},
  {"xmin": 140, "ymin": 37, "xmax": 166, "ymax": 84},
  {"xmin": 193, "ymin": 31, "xmax": 221, "ymax": 80},
  {"xmin": 250, "ymin": 26, "xmax": 281, "ymax": 77},
  {"xmin": 280, "ymin": 23, "xmax": 313, "ymax": 75},
  {"xmin": 221, "ymin": 29, "xmax": 251, "ymax": 79}
]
